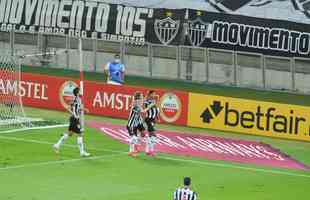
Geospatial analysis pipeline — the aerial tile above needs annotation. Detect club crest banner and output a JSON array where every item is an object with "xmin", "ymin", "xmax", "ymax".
[{"xmin": 0, "ymin": 0, "xmax": 309, "ymax": 57}]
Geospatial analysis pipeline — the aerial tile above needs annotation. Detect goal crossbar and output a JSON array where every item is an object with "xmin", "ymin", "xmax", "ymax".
[{"xmin": 18, "ymin": 49, "xmax": 68, "ymax": 59}]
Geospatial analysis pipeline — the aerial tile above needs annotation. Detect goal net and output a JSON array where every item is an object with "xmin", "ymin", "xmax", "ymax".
[
  {"xmin": 0, "ymin": 55, "xmax": 32, "ymax": 131},
  {"xmin": 0, "ymin": 54, "xmax": 69, "ymax": 133}
]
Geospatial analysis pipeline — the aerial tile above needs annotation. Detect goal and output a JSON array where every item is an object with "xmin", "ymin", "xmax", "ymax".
[
  {"xmin": 0, "ymin": 41, "xmax": 85, "ymax": 133},
  {"xmin": 0, "ymin": 54, "xmax": 31, "ymax": 131}
]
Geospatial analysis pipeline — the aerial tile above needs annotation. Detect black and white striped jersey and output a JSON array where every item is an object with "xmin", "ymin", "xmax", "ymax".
[
  {"xmin": 71, "ymin": 96, "xmax": 82, "ymax": 119},
  {"xmin": 173, "ymin": 187, "xmax": 197, "ymax": 200},
  {"xmin": 144, "ymin": 99, "xmax": 160, "ymax": 120},
  {"xmin": 127, "ymin": 105, "xmax": 144, "ymax": 128}
]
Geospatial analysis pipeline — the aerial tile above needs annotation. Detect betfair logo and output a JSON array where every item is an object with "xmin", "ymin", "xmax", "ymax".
[
  {"xmin": 200, "ymin": 101, "xmax": 223, "ymax": 123},
  {"xmin": 201, "ymin": 101, "xmax": 308, "ymax": 135}
]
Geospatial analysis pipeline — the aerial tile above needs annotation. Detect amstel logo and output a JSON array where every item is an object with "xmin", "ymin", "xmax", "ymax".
[
  {"xmin": 59, "ymin": 81, "xmax": 78, "ymax": 108},
  {"xmin": 159, "ymin": 92, "xmax": 182, "ymax": 123}
]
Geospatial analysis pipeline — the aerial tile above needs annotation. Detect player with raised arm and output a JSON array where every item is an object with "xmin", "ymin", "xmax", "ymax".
[
  {"xmin": 53, "ymin": 87, "xmax": 90, "ymax": 157},
  {"xmin": 144, "ymin": 90, "xmax": 160, "ymax": 156}
]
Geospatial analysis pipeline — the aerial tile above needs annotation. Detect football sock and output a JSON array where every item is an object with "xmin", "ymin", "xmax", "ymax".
[
  {"xmin": 130, "ymin": 144, "xmax": 135, "ymax": 152},
  {"xmin": 129, "ymin": 136, "xmax": 135, "ymax": 152},
  {"xmin": 77, "ymin": 136, "xmax": 85, "ymax": 154},
  {"xmin": 55, "ymin": 133, "xmax": 69, "ymax": 148},
  {"xmin": 150, "ymin": 136, "xmax": 157, "ymax": 152},
  {"xmin": 146, "ymin": 136, "xmax": 152, "ymax": 153}
]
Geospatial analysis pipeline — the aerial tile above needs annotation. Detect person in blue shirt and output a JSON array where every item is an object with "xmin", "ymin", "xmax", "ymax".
[{"xmin": 105, "ymin": 54, "xmax": 125, "ymax": 85}]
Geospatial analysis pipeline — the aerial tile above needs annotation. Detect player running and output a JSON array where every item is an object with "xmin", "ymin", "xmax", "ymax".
[
  {"xmin": 144, "ymin": 90, "xmax": 160, "ymax": 156},
  {"xmin": 53, "ymin": 87, "xmax": 90, "ymax": 157}
]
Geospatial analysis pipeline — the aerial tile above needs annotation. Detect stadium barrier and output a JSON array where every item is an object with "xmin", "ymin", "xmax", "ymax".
[
  {"xmin": 19, "ymin": 73, "xmax": 188, "ymax": 126},
  {"xmin": 187, "ymin": 93, "xmax": 310, "ymax": 142},
  {"xmin": 18, "ymin": 73, "xmax": 310, "ymax": 142}
]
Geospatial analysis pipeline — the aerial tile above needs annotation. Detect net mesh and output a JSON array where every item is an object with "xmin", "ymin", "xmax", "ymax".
[{"xmin": 0, "ymin": 55, "xmax": 31, "ymax": 130}]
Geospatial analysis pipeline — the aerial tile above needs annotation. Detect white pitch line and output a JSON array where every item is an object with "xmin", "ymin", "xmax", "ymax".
[
  {"xmin": 0, "ymin": 135, "xmax": 309, "ymax": 178},
  {"xmin": 0, "ymin": 153, "xmax": 125, "ymax": 171},
  {"xmin": 0, "ymin": 135, "xmax": 124, "ymax": 154},
  {"xmin": 0, "ymin": 124, "xmax": 68, "ymax": 134},
  {"xmin": 159, "ymin": 156, "xmax": 310, "ymax": 179}
]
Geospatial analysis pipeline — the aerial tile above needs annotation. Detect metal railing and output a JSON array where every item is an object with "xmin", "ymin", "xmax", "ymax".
[{"xmin": 1, "ymin": 31, "xmax": 310, "ymax": 94}]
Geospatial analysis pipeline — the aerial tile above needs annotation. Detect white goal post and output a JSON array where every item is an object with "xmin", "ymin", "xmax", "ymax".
[
  {"xmin": 0, "ymin": 54, "xmax": 30, "ymax": 130},
  {"xmin": 0, "ymin": 49, "xmax": 70, "ymax": 132}
]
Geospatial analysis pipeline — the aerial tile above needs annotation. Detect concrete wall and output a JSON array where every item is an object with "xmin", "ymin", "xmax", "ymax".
[{"xmin": 1, "ymin": 33, "xmax": 310, "ymax": 94}]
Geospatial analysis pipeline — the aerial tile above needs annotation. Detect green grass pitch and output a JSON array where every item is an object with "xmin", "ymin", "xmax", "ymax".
[{"xmin": 0, "ymin": 107, "xmax": 309, "ymax": 200}]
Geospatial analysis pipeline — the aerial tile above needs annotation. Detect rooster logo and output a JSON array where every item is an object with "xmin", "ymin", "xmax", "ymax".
[
  {"xmin": 207, "ymin": 0, "xmax": 310, "ymax": 18},
  {"xmin": 292, "ymin": 0, "xmax": 310, "ymax": 18}
]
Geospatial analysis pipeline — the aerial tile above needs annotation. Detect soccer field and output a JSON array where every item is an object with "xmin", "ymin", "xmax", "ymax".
[{"xmin": 0, "ymin": 107, "xmax": 309, "ymax": 200}]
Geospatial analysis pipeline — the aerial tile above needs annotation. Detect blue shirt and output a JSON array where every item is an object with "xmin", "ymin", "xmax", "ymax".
[{"xmin": 106, "ymin": 62, "xmax": 125, "ymax": 84}]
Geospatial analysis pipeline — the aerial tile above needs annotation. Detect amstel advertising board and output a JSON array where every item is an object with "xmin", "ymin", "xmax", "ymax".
[
  {"xmin": 3, "ymin": 72, "xmax": 310, "ymax": 141},
  {"xmin": 16, "ymin": 73, "xmax": 188, "ymax": 126}
]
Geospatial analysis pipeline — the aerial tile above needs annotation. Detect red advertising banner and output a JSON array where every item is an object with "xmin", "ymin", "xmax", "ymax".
[
  {"xmin": 18, "ymin": 73, "xmax": 188, "ymax": 126},
  {"xmin": 84, "ymin": 81, "xmax": 188, "ymax": 126},
  {"xmin": 19, "ymin": 73, "xmax": 77, "ymax": 111}
]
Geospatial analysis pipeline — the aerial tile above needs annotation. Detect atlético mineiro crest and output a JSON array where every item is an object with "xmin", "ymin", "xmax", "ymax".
[
  {"xmin": 187, "ymin": 18, "xmax": 210, "ymax": 47},
  {"xmin": 154, "ymin": 17, "xmax": 180, "ymax": 45},
  {"xmin": 292, "ymin": 0, "xmax": 310, "ymax": 18}
]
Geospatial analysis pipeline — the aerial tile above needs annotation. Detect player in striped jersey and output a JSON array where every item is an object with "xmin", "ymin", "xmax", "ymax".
[
  {"xmin": 127, "ymin": 92, "xmax": 145, "ymax": 157},
  {"xmin": 173, "ymin": 177, "xmax": 198, "ymax": 200},
  {"xmin": 144, "ymin": 90, "xmax": 160, "ymax": 156},
  {"xmin": 127, "ymin": 92, "xmax": 155, "ymax": 157},
  {"xmin": 53, "ymin": 87, "xmax": 90, "ymax": 157}
]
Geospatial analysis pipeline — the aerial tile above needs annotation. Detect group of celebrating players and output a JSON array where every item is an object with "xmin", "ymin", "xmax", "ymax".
[
  {"xmin": 52, "ymin": 87, "xmax": 198, "ymax": 200},
  {"xmin": 53, "ymin": 87, "xmax": 160, "ymax": 158},
  {"xmin": 127, "ymin": 90, "xmax": 160, "ymax": 157}
]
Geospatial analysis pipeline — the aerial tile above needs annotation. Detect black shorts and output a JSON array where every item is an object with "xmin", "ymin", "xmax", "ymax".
[
  {"xmin": 127, "ymin": 124, "xmax": 145, "ymax": 136},
  {"xmin": 145, "ymin": 118, "xmax": 156, "ymax": 133},
  {"xmin": 68, "ymin": 116, "xmax": 82, "ymax": 134}
]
